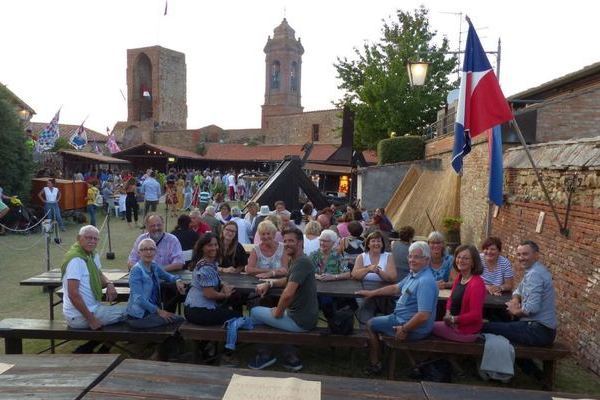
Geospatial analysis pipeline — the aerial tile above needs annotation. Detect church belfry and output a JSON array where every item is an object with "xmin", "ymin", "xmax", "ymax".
[{"xmin": 261, "ymin": 18, "xmax": 304, "ymax": 129}]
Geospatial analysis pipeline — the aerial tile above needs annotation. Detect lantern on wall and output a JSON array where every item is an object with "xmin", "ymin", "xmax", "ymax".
[{"xmin": 338, "ymin": 175, "xmax": 349, "ymax": 194}]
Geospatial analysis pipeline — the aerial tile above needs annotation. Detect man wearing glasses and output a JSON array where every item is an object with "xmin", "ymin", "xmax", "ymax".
[
  {"xmin": 61, "ymin": 225, "xmax": 126, "ymax": 336},
  {"xmin": 355, "ymin": 241, "xmax": 438, "ymax": 375}
]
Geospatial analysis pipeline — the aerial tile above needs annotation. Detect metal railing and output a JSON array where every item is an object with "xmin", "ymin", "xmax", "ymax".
[{"xmin": 417, "ymin": 109, "xmax": 457, "ymax": 141}]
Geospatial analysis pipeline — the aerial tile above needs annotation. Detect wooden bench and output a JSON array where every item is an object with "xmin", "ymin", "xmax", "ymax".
[
  {"xmin": 179, "ymin": 322, "xmax": 369, "ymax": 364},
  {"xmin": 382, "ymin": 336, "xmax": 570, "ymax": 390},
  {"xmin": 0, "ymin": 318, "xmax": 179, "ymax": 355}
]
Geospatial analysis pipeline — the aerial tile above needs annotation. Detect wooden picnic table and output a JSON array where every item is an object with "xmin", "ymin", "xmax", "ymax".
[
  {"xmin": 420, "ymin": 381, "xmax": 599, "ymax": 400},
  {"xmin": 84, "ymin": 359, "xmax": 426, "ymax": 400},
  {"xmin": 0, "ymin": 354, "xmax": 121, "ymax": 400}
]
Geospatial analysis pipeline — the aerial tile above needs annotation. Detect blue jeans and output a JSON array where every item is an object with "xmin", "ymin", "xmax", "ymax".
[
  {"xmin": 250, "ymin": 307, "xmax": 307, "ymax": 333},
  {"xmin": 126, "ymin": 313, "xmax": 184, "ymax": 330},
  {"xmin": 369, "ymin": 314, "xmax": 428, "ymax": 341},
  {"xmin": 44, "ymin": 202, "xmax": 64, "ymax": 230},
  {"xmin": 482, "ymin": 320, "xmax": 556, "ymax": 347},
  {"xmin": 87, "ymin": 204, "xmax": 97, "ymax": 226}
]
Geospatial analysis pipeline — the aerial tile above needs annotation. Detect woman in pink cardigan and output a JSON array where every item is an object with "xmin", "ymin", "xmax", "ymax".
[{"xmin": 432, "ymin": 244, "xmax": 486, "ymax": 342}]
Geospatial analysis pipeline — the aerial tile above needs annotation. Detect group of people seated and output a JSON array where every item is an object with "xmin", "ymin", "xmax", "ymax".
[{"xmin": 59, "ymin": 200, "xmax": 557, "ymax": 378}]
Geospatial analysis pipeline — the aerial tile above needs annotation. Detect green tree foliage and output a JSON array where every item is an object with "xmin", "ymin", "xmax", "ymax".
[
  {"xmin": 0, "ymin": 87, "xmax": 34, "ymax": 201},
  {"xmin": 378, "ymin": 136, "xmax": 424, "ymax": 164},
  {"xmin": 335, "ymin": 7, "xmax": 457, "ymax": 150},
  {"xmin": 51, "ymin": 136, "xmax": 71, "ymax": 152}
]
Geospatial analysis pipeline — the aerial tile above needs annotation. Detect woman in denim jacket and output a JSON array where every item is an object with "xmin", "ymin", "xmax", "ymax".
[{"xmin": 126, "ymin": 238, "xmax": 186, "ymax": 329}]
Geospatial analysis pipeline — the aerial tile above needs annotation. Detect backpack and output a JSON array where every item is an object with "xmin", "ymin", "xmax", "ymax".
[
  {"xmin": 409, "ymin": 359, "xmax": 453, "ymax": 383},
  {"xmin": 326, "ymin": 305, "xmax": 354, "ymax": 335}
]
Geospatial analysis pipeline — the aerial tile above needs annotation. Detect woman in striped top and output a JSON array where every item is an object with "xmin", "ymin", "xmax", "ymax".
[{"xmin": 480, "ymin": 237, "xmax": 514, "ymax": 296}]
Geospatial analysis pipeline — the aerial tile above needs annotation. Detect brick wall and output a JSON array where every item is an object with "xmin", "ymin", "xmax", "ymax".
[
  {"xmin": 263, "ymin": 109, "xmax": 342, "ymax": 144},
  {"xmin": 493, "ymin": 168, "xmax": 600, "ymax": 375},
  {"xmin": 523, "ymin": 83, "xmax": 600, "ymax": 142}
]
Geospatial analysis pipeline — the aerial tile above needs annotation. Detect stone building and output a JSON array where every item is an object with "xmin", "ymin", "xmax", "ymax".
[{"xmin": 113, "ymin": 19, "xmax": 342, "ymax": 152}]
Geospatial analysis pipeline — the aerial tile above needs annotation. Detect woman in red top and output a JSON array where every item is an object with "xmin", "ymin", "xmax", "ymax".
[{"xmin": 432, "ymin": 244, "xmax": 486, "ymax": 342}]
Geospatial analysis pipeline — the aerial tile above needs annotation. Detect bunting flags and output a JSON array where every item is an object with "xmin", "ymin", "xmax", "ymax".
[
  {"xmin": 37, "ymin": 109, "xmax": 61, "ymax": 151},
  {"xmin": 68, "ymin": 123, "xmax": 88, "ymax": 150}
]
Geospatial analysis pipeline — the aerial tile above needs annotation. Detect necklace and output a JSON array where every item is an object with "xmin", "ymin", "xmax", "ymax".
[{"xmin": 460, "ymin": 274, "xmax": 472, "ymax": 284}]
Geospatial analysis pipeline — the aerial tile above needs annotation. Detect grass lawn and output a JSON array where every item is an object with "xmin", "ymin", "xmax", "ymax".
[{"xmin": 0, "ymin": 205, "xmax": 599, "ymax": 395}]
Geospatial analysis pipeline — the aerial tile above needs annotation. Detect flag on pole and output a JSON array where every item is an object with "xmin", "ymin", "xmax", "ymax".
[
  {"xmin": 451, "ymin": 18, "xmax": 513, "ymax": 205},
  {"xmin": 37, "ymin": 109, "xmax": 61, "ymax": 151},
  {"xmin": 107, "ymin": 134, "xmax": 121, "ymax": 154},
  {"xmin": 164, "ymin": 0, "xmax": 168, "ymax": 15},
  {"xmin": 452, "ymin": 19, "xmax": 512, "ymax": 173},
  {"xmin": 68, "ymin": 123, "xmax": 88, "ymax": 150}
]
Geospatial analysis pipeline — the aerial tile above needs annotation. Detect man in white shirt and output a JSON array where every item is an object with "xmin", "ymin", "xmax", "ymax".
[
  {"xmin": 231, "ymin": 207, "xmax": 251, "ymax": 244},
  {"xmin": 62, "ymin": 225, "xmax": 126, "ymax": 352}
]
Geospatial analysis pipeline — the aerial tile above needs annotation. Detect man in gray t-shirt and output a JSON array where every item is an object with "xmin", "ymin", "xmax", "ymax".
[{"xmin": 249, "ymin": 228, "xmax": 318, "ymax": 372}]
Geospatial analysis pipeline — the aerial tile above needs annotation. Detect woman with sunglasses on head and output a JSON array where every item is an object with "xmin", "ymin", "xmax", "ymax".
[{"xmin": 218, "ymin": 221, "xmax": 248, "ymax": 274}]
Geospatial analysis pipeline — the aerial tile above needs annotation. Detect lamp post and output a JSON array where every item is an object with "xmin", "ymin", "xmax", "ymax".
[{"xmin": 406, "ymin": 60, "xmax": 430, "ymax": 87}]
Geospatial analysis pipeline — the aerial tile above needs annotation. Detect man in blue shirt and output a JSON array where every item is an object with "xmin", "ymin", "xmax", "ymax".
[
  {"xmin": 356, "ymin": 241, "xmax": 438, "ymax": 375},
  {"xmin": 140, "ymin": 171, "xmax": 161, "ymax": 217},
  {"xmin": 483, "ymin": 240, "xmax": 557, "ymax": 346}
]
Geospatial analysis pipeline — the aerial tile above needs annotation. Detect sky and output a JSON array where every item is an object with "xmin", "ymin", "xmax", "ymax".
[{"xmin": 1, "ymin": 0, "xmax": 599, "ymax": 135}]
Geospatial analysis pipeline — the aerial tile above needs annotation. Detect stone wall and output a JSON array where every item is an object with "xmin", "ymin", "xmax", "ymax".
[
  {"xmin": 424, "ymin": 133, "xmax": 493, "ymax": 246},
  {"xmin": 357, "ymin": 159, "xmax": 440, "ymax": 210},
  {"xmin": 493, "ymin": 167, "xmax": 600, "ymax": 375},
  {"xmin": 263, "ymin": 109, "xmax": 342, "ymax": 145}
]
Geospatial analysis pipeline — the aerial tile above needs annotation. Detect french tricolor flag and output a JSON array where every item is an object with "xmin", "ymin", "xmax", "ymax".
[{"xmin": 452, "ymin": 19, "xmax": 513, "ymax": 205}]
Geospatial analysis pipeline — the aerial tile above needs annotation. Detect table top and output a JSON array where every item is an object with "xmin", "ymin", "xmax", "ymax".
[
  {"xmin": 421, "ymin": 381, "xmax": 600, "ymax": 400},
  {"xmin": 84, "ymin": 359, "xmax": 426, "ymax": 400},
  {"xmin": 21, "ymin": 269, "xmax": 509, "ymax": 306},
  {"xmin": 0, "ymin": 354, "xmax": 121, "ymax": 400}
]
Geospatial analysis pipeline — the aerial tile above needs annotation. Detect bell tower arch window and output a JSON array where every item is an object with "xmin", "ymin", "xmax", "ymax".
[
  {"xmin": 290, "ymin": 61, "xmax": 298, "ymax": 92},
  {"xmin": 271, "ymin": 61, "xmax": 281, "ymax": 90}
]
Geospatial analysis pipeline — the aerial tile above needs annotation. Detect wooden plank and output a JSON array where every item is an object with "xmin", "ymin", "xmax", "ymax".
[
  {"xmin": 0, "ymin": 354, "xmax": 121, "ymax": 400},
  {"xmin": 0, "ymin": 319, "xmax": 178, "ymax": 352},
  {"xmin": 382, "ymin": 337, "xmax": 570, "ymax": 360},
  {"xmin": 179, "ymin": 323, "xmax": 369, "ymax": 348},
  {"xmin": 421, "ymin": 381, "xmax": 599, "ymax": 400},
  {"xmin": 85, "ymin": 359, "xmax": 426, "ymax": 400}
]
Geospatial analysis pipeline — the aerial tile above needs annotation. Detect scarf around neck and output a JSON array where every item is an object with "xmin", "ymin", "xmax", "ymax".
[{"xmin": 60, "ymin": 243, "xmax": 102, "ymax": 301}]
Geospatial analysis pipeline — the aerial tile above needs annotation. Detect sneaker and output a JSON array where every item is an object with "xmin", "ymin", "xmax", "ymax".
[
  {"xmin": 363, "ymin": 362, "xmax": 383, "ymax": 376},
  {"xmin": 282, "ymin": 358, "xmax": 303, "ymax": 372},
  {"xmin": 248, "ymin": 354, "xmax": 277, "ymax": 370}
]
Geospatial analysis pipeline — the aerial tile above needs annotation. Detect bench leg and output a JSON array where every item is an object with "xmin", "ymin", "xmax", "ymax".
[
  {"xmin": 5, "ymin": 338, "xmax": 23, "ymax": 354},
  {"xmin": 542, "ymin": 360, "xmax": 556, "ymax": 391},
  {"xmin": 387, "ymin": 348, "xmax": 397, "ymax": 380}
]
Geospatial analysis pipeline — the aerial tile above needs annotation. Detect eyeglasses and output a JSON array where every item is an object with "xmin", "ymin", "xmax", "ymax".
[
  {"xmin": 83, "ymin": 236, "xmax": 99, "ymax": 241},
  {"xmin": 456, "ymin": 256, "xmax": 472, "ymax": 261},
  {"xmin": 407, "ymin": 254, "xmax": 426, "ymax": 260},
  {"xmin": 140, "ymin": 248, "xmax": 156, "ymax": 252}
]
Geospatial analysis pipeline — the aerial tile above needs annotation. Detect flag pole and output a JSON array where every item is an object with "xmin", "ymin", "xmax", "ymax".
[
  {"xmin": 510, "ymin": 118, "xmax": 566, "ymax": 235},
  {"xmin": 484, "ymin": 37, "xmax": 503, "ymax": 239}
]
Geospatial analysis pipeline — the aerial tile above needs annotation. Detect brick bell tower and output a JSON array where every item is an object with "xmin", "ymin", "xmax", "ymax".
[
  {"xmin": 126, "ymin": 46, "xmax": 187, "ymax": 130},
  {"xmin": 261, "ymin": 19, "xmax": 304, "ymax": 129}
]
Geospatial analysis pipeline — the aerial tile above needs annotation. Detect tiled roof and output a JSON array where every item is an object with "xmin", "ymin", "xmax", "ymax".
[
  {"xmin": 202, "ymin": 143, "xmax": 338, "ymax": 162},
  {"xmin": 28, "ymin": 122, "xmax": 108, "ymax": 142},
  {"xmin": 114, "ymin": 142, "xmax": 203, "ymax": 160},
  {"xmin": 0, "ymin": 83, "xmax": 36, "ymax": 114},
  {"xmin": 59, "ymin": 149, "xmax": 131, "ymax": 164},
  {"xmin": 362, "ymin": 150, "xmax": 377, "ymax": 164}
]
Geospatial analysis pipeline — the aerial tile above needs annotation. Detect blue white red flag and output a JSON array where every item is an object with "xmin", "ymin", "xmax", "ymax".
[
  {"xmin": 452, "ymin": 20, "xmax": 512, "ymax": 173},
  {"xmin": 451, "ymin": 19, "xmax": 513, "ymax": 205},
  {"xmin": 488, "ymin": 125, "xmax": 504, "ymax": 205},
  {"xmin": 68, "ymin": 123, "xmax": 88, "ymax": 150},
  {"xmin": 38, "ymin": 109, "xmax": 61, "ymax": 151}
]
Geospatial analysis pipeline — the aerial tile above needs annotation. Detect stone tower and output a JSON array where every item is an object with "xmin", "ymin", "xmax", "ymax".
[
  {"xmin": 126, "ymin": 46, "xmax": 187, "ymax": 130},
  {"xmin": 261, "ymin": 19, "xmax": 304, "ymax": 129}
]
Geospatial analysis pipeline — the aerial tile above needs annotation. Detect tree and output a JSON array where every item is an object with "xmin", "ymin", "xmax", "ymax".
[
  {"xmin": 51, "ymin": 136, "xmax": 71, "ymax": 152},
  {"xmin": 0, "ymin": 87, "xmax": 34, "ymax": 201},
  {"xmin": 335, "ymin": 7, "xmax": 457, "ymax": 150}
]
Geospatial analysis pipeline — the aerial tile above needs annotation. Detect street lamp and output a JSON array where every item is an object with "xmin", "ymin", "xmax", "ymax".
[{"xmin": 406, "ymin": 60, "xmax": 430, "ymax": 87}]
